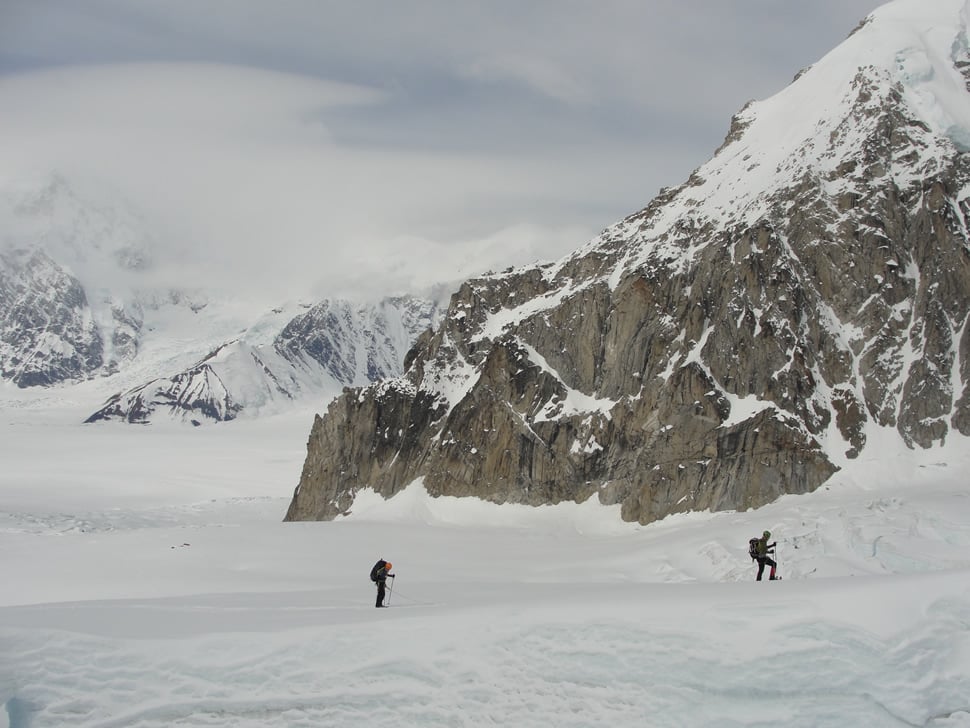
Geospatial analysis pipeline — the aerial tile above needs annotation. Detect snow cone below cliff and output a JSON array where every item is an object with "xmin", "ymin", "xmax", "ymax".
[{"xmin": 286, "ymin": 0, "xmax": 970, "ymax": 525}]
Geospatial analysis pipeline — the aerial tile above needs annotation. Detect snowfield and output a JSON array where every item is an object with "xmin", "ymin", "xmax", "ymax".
[
  {"xmin": 1, "ymin": 397, "xmax": 969, "ymax": 728},
  {"xmin": 5, "ymin": 0, "xmax": 970, "ymax": 724}
]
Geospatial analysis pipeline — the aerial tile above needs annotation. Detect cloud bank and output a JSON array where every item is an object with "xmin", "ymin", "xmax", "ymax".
[{"xmin": 0, "ymin": 1, "xmax": 886, "ymax": 303}]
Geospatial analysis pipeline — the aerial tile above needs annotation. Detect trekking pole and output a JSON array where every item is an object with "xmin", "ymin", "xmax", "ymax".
[{"xmin": 387, "ymin": 575, "xmax": 395, "ymax": 606}]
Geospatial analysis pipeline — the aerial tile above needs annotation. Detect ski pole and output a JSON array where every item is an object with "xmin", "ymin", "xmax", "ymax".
[{"xmin": 387, "ymin": 575, "xmax": 395, "ymax": 606}]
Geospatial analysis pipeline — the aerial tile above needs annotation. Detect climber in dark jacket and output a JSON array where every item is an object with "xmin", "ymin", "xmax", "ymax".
[
  {"xmin": 371, "ymin": 560, "xmax": 395, "ymax": 607},
  {"xmin": 755, "ymin": 531, "xmax": 777, "ymax": 581}
]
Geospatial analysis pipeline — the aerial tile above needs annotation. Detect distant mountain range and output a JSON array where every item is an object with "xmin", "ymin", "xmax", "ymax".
[
  {"xmin": 0, "ymin": 175, "xmax": 442, "ymax": 424},
  {"xmin": 285, "ymin": 0, "xmax": 970, "ymax": 525},
  {"xmin": 85, "ymin": 296, "xmax": 441, "ymax": 425}
]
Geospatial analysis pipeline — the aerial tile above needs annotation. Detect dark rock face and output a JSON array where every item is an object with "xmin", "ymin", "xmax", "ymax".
[{"xmin": 286, "ymin": 10, "xmax": 970, "ymax": 524}]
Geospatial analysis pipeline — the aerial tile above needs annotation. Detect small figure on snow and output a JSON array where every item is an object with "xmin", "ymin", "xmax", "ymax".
[
  {"xmin": 370, "ymin": 559, "xmax": 395, "ymax": 607},
  {"xmin": 753, "ymin": 530, "xmax": 778, "ymax": 581}
]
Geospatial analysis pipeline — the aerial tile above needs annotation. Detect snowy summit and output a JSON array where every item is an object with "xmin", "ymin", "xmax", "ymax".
[{"xmin": 286, "ymin": 0, "xmax": 970, "ymax": 526}]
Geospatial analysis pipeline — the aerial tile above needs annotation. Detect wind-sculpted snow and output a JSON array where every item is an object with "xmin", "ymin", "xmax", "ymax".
[{"xmin": 3, "ymin": 590, "xmax": 969, "ymax": 728}]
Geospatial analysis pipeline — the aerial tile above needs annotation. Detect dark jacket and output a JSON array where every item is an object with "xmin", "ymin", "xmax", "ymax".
[{"xmin": 374, "ymin": 565, "xmax": 394, "ymax": 582}]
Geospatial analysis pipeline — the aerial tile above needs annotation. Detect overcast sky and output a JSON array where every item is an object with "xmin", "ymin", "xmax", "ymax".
[{"xmin": 0, "ymin": 1, "xmax": 886, "ymax": 302}]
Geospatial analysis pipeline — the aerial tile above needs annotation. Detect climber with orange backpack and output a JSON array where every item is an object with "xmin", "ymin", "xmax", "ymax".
[{"xmin": 370, "ymin": 558, "xmax": 395, "ymax": 607}]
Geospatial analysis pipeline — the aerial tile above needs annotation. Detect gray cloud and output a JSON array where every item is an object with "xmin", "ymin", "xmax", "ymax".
[{"xmin": 0, "ymin": 0, "xmax": 886, "ymax": 303}]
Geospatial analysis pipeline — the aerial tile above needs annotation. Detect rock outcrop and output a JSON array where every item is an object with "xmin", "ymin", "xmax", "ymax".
[{"xmin": 286, "ymin": 1, "xmax": 970, "ymax": 524}]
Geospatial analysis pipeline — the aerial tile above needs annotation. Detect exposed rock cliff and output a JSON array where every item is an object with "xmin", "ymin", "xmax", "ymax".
[{"xmin": 287, "ymin": 0, "xmax": 970, "ymax": 524}]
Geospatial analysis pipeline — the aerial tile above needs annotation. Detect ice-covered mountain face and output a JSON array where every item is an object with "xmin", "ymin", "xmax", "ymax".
[
  {"xmin": 86, "ymin": 297, "xmax": 442, "ymax": 425},
  {"xmin": 274, "ymin": 296, "xmax": 439, "ymax": 385},
  {"xmin": 0, "ymin": 175, "xmax": 442, "ymax": 423},
  {"xmin": 1, "ymin": 247, "xmax": 104, "ymax": 387},
  {"xmin": 0, "ymin": 175, "xmax": 152, "ymax": 387},
  {"xmin": 286, "ymin": 0, "xmax": 970, "ymax": 525}
]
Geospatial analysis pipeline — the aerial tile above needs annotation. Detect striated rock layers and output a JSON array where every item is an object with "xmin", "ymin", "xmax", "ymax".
[{"xmin": 287, "ymin": 1, "xmax": 970, "ymax": 524}]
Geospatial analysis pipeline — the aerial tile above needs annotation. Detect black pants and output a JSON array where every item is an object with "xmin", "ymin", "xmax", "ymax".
[
  {"xmin": 376, "ymin": 579, "xmax": 386, "ymax": 607},
  {"xmin": 756, "ymin": 557, "xmax": 777, "ymax": 581}
]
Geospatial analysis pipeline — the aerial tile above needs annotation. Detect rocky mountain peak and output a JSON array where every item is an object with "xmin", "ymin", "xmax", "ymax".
[{"xmin": 286, "ymin": 0, "xmax": 970, "ymax": 524}]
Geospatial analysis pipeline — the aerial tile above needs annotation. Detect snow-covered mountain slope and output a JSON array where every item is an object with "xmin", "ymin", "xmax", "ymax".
[
  {"xmin": 0, "ymin": 176, "xmax": 152, "ymax": 387},
  {"xmin": 287, "ymin": 0, "xmax": 970, "ymax": 525},
  {"xmin": 86, "ymin": 297, "xmax": 441, "ymax": 424},
  {"xmin": 1, "ymin": 247, "xmax": 108, "ymax": 387},
  {"xmin": 0, "ymin": 175, "xmax": 443, "ymax": 423}
]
